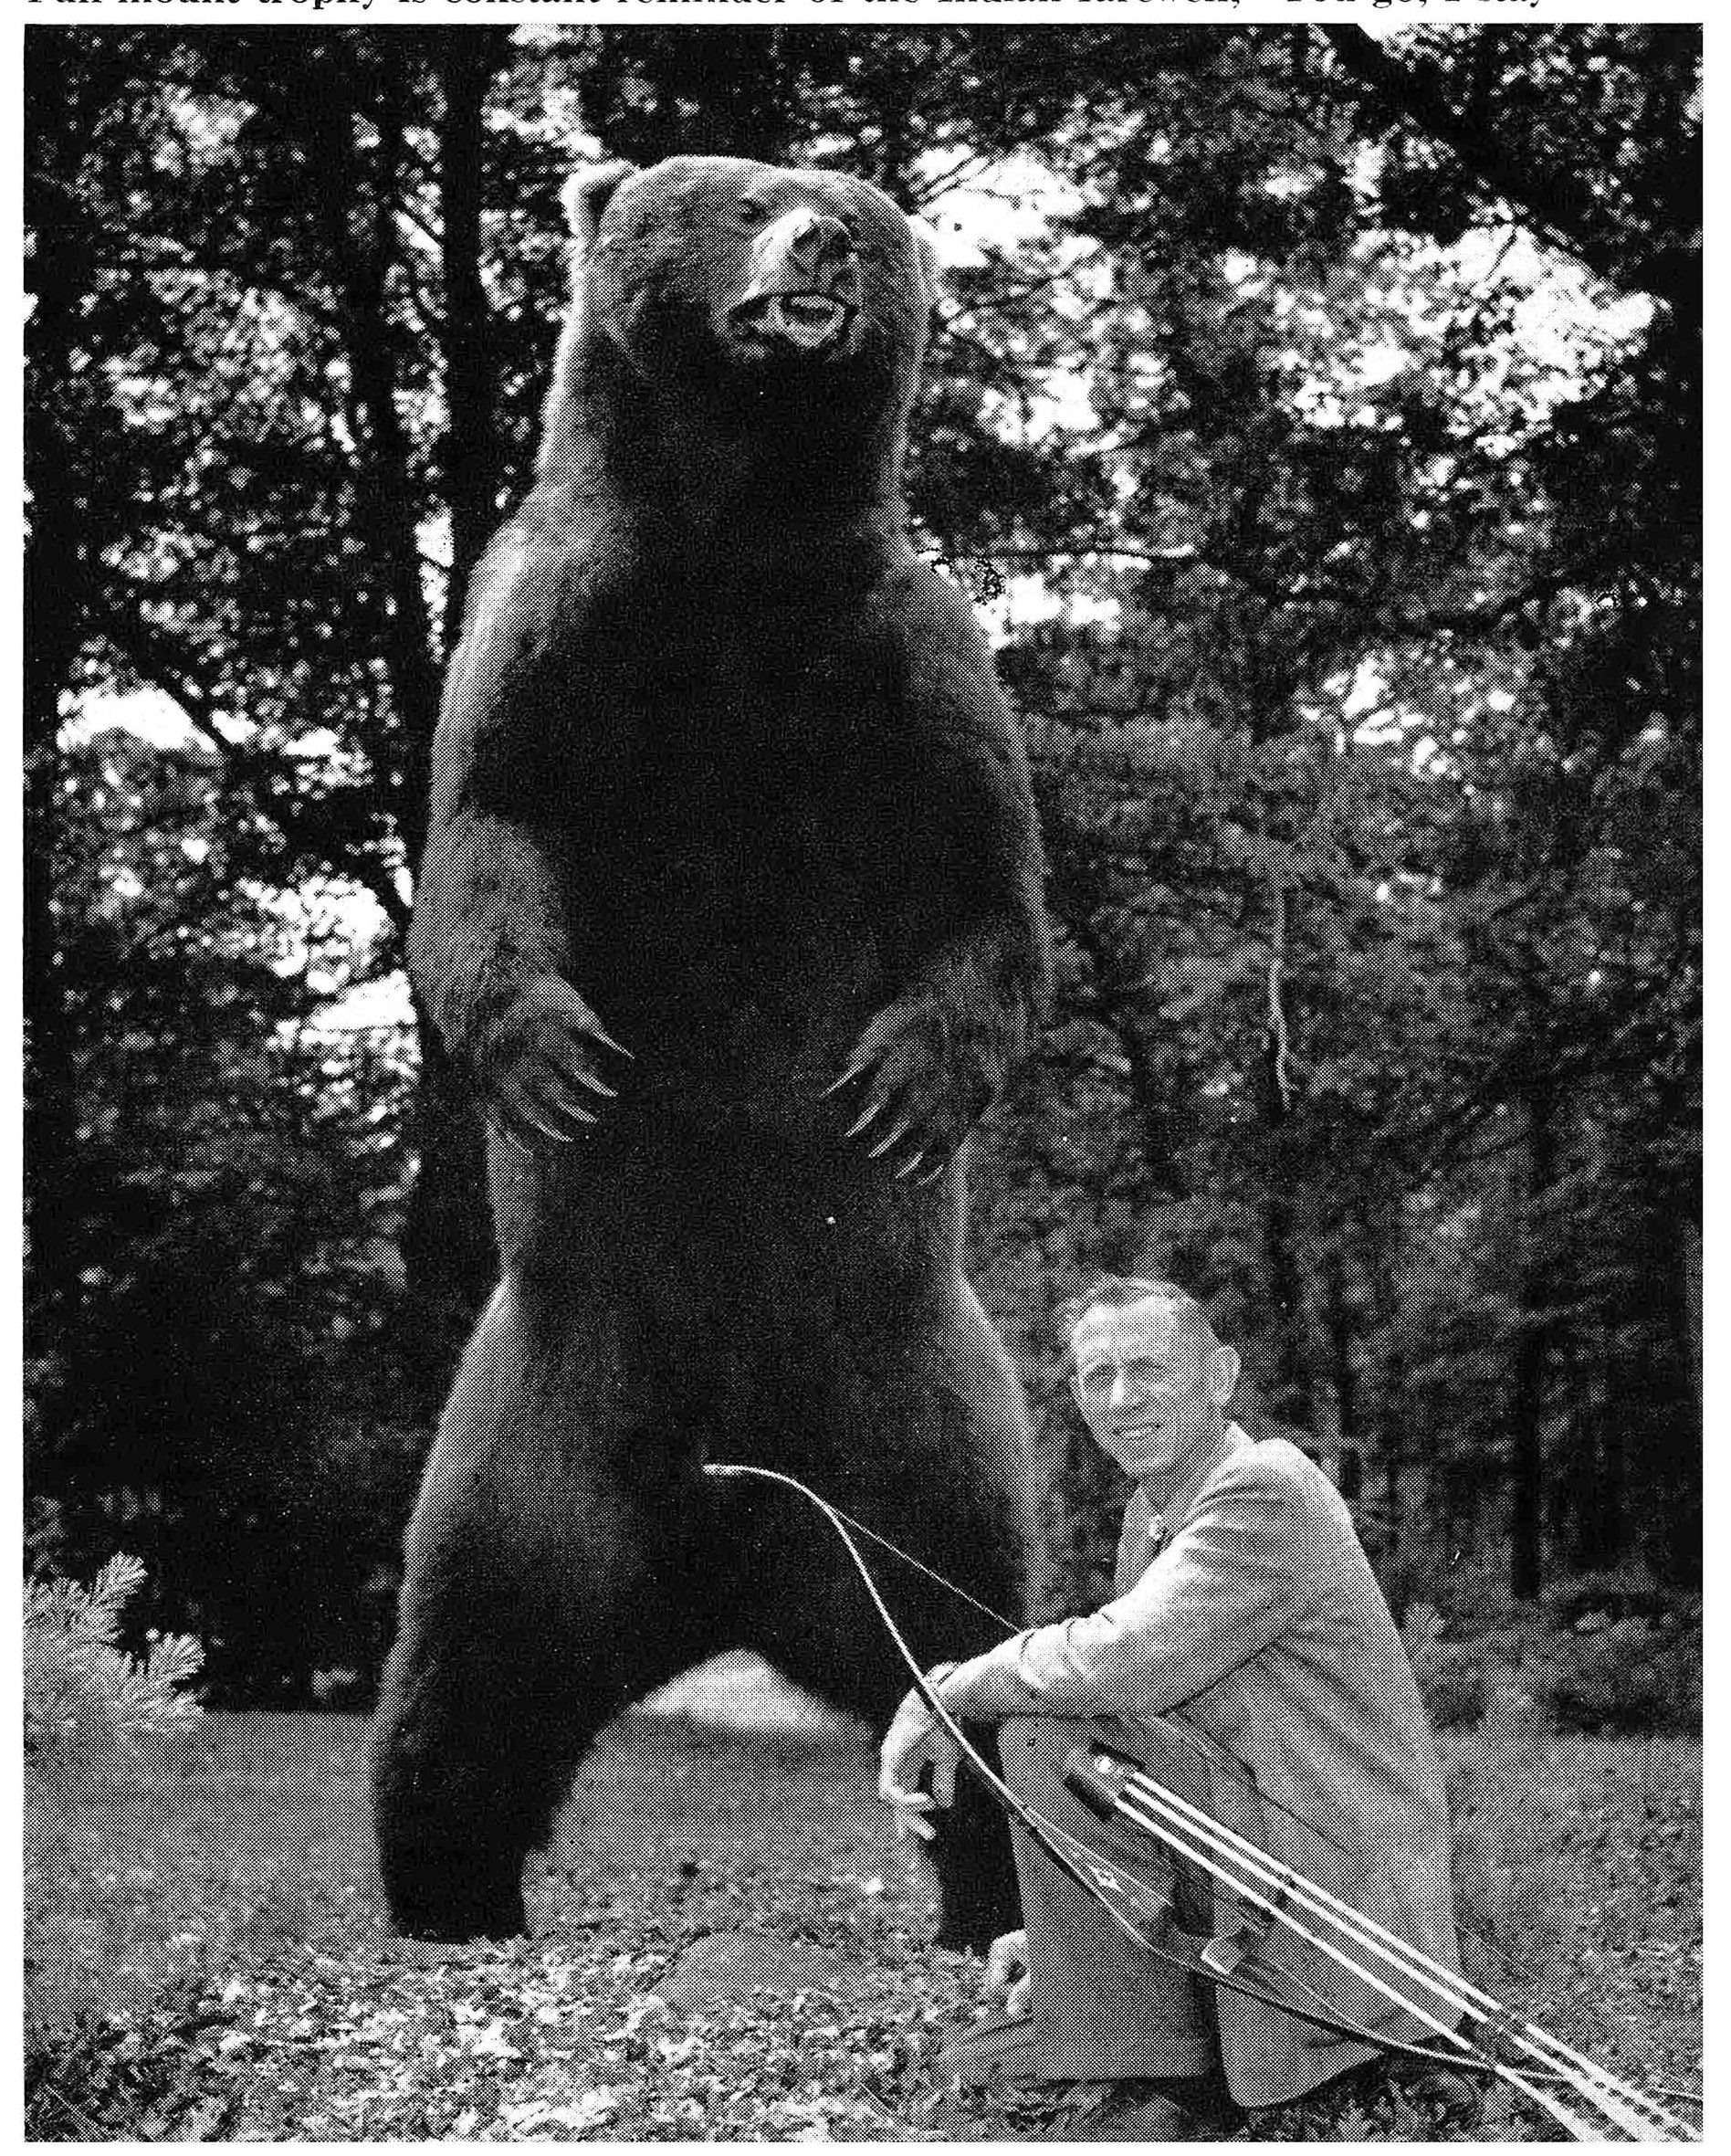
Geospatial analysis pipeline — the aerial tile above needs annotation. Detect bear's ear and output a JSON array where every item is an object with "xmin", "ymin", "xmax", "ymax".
[
  {"xmin": 561, "ymin": 161, "xmax": 638, "ymax": 250},
  {"xmin": 910, "ymin": 217, "xmax": 946, "ymax": 310}
]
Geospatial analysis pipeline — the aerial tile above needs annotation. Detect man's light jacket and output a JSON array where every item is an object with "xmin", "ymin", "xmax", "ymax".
[{"xmin": 934, "ymin": 1424, "xmax": 1462, "ymax": 2106}]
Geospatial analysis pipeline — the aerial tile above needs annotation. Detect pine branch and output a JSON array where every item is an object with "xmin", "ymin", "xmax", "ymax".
[{"xmin": 1322, "ymin": 28, "xmax": 1657, "ymax": 300}]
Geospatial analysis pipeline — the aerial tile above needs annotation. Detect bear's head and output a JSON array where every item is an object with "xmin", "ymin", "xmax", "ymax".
[{"xmin": 552, "ymin": 154, "xmax": 940, "ymax": 468}]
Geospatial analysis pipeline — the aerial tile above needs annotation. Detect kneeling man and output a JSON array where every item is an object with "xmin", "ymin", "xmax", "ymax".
[{"xmin": 878, "ymin": 1278, "xmax": 1462, "ymax": 2139}]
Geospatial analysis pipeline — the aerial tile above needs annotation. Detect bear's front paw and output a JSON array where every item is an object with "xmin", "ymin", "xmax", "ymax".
[
  {"xmin": 480, "ymin": 976, "xmax": 632, "ymax": 1152},
  {"xmin": 826, "ymin": 1000, "xmax": 995, "ymax": 1183}
]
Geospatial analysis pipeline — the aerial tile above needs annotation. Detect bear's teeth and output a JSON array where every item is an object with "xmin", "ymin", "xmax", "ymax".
[{"xmin": 767, "ymin": 295, "xmax": 845, "ymax": 348}]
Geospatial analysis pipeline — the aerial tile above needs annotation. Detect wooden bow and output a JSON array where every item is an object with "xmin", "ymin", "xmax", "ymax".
[{"xmin": 704, "ymin": 1460, "xmax": 1696, "ymax": 2141}]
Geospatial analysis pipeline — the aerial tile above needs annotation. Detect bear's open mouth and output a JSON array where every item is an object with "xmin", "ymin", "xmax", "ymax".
[{"xmin": 734, "ymin": 291, "xmax": 855, "ymax": 352}]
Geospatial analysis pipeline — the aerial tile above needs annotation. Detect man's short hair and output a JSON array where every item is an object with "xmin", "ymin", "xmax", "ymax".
[{"xmin": 1055, "ymin": 1277, "xmax": 1221, "ymax": 1359}]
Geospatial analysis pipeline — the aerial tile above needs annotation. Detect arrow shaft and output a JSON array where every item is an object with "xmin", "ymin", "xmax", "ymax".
[
  {"xmin": 1105, "ymin": 1772, "xmax": 1686, "ymax": 2141},
  {"xmin": 1099, "ymin": 1757, "xmax": 1692, "ymax": 2140},
  {"xmin": 703, "ymin": 1460, "xmax": 1694, "ymax": 2142},
  {"xmin": 1097, "ymin": 1776, "xmax": 1599, "ymax": 2140}
]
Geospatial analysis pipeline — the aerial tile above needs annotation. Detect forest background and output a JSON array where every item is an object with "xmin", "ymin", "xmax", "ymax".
[{"xmin": 23, "ymin": 22, "xmax": 1701, "ymax": 1712}]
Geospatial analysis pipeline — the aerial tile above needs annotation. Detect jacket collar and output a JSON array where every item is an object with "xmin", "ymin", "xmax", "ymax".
[{"xmin": 1139, "ymin": 1420, "xmax": 1252, "ymax": 1538}]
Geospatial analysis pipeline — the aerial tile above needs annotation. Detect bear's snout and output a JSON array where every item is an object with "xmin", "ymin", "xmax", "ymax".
[
  {"xmin": 755, "ymin": 208, "xmax": 857, "ymax": 287},
  {"xmin": 729, "ymin": 206, "xmax": 866, "ymax": 354}
]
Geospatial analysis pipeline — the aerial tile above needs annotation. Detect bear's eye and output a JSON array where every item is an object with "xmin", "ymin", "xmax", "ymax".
[{"xmin": 738, "ymin": 196, "xmax": 771, "ymax": 227}]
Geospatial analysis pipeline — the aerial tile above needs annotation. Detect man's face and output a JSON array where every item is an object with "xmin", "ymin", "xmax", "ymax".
[{"xmin": 1068, "ymin": 1299, "xmax": 1232, "ymax": 1481}]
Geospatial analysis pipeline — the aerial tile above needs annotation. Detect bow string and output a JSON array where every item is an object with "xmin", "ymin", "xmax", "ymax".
[{"xmin": 702, "ymin": 1459, "xmax": 1696, "ymax": 2143}]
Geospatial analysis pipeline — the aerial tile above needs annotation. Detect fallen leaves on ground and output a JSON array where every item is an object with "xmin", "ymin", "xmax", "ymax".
[{"xmin": 24, "ymin": 1710, "xmax": 1702, "ymax": 2140}]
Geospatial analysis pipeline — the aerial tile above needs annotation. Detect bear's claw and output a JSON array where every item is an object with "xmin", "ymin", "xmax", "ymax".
[
  {"xmin": 844, "ymin": 1094, "xmax": 884, "ymax": 1138},
  {"xmin": 867, "ymin": 1118, "xmax": 914, "ymax": 1160}
]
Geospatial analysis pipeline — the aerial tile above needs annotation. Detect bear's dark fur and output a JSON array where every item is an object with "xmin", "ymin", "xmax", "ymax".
[{"xmin": 371, "ymin": 156, "xmax": 1051, "ymax": 1951}]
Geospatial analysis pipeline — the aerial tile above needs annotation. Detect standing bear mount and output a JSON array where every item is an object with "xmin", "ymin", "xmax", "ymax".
[{"xmin": 371, "ymin": 155, "xmax": 1052, "ymax": 1953}]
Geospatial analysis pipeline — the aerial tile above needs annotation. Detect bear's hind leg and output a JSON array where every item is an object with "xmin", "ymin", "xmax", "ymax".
[
  {"xmin": 741, "ymin": 1507, "xmax": 1023, "ymax": 1955},
  {"xmin": 371, "ymin": 1616, "xmax": 569, "ymax": 1942},
  {"xmin": 735, "ymin": 1278, "xmax": 1034, "ymax": 1952},
  {"xmin": 918, "ymin": 1281, "xmax": 1040, "ymax": 1951},
  {"xmin": 371, "ymin": 1278, "xmax": 722, "ymax": 1942}
]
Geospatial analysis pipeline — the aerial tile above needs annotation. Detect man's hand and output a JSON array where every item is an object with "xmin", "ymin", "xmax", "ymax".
[
  {"xmin": 876, "ymin": 1681, "xmax": 962, "ymax": 1842},
  {"xmin": 985, "ymin": 1928, "xmax": 1031, "ymax": 2018}
]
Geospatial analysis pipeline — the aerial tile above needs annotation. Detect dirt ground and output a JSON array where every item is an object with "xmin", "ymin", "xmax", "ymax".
[{"xmin": 25, "ymin": 1658, "xmax": 1702, "ymax": 2140}]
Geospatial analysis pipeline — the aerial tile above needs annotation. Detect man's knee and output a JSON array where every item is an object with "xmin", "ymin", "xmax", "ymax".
[
  {"xmin": 996, "ymin": 1716, "xmax": 1194, "ymax": 1830},
  {"xmin": 997, "ymin": 1715, "xmax": 1075, "ymax": 1802}
]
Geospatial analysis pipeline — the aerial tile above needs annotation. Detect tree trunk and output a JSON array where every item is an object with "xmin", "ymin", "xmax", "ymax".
[
  {"xmin": 388, "ymin": 32, "xmax": 516, "ymax": 1387},
  {"xmin": 1636, "ymin": 1200, "xmax": 1702, "ymax": 1591},
  {"xmin": 1301, "ymin": 1264, "xmax": 1342, "ymax": 1474},
  {"xmin": 1326, "ymin": 1254, "xmax": 1357, "ymax": 1449},
  {"xmin": 1595, "ymin": 1359, "xmax": 1626, "ymax": 1571},
  {"xmin": 23, "ymin": 473, "xmax": 84, "ymax": 1322},
  {"xmin": 1597, "ymin": 1351, "xmax": 1634, "ymax": 1569},
  {"xmin": 1679, "ymin": 1214, "xmax": 1701, "ymax": 1427},
  {"xmin": 435, "ymin": 30, "xmax": 509, "ymax": 680},
  {"xmin": 299, "ymin": 41, "xmax": 446, "ymax": 797},
  {"xmin": 1565, "ymin": 1334, "xmax": 1622, "ymax": 1575},
  {"xmin": 1376, "ymin": 1351, "xmax": 1407, "ymax": 1587},
  {"xmin": 24, "ymin": 37, "xmax": 101, "ymax": 1332},
  {"xmin": 379, "ymin": 30, "xmax": 515, "ymax": 1411},
  {"xmin": 1663, "ymin": 1215, "xmax": 1703, "ymax": 1588},
  {"xmin": 1053, "ymin": 879, "xmax": 1193, "ymax": 1203},
  {"xmin": 1323, "ymin": 1251, "xmax": 1369, "ymax": 1505},
  {"xmin": 292, "ymin": 38, "xmax": 512, "ymax": 1381},
  {"xmin": 1355, "ymin": 1193, "xmax": 1408, "ymax": 1579},
  {"xmin": 1260, "ymin": 1195, "xmax": 1305, "ymax": 1424},
  {"xmin": 1509, "ymin": 1079, "xmax": 1556, "ymax": 1601},
  {"xmin": 1257, "ymin": 886, "xmax": 1309, "ymax": 1429}
]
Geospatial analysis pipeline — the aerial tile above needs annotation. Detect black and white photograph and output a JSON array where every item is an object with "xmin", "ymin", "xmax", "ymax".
[{"xmin": 23, "ymin": 14, "xmax": 1703, "ymax": 2142}]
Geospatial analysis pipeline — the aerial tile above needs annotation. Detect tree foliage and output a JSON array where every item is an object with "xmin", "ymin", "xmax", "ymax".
[
  {"xmin": 24, "ymin": 26, "xmax": 1700, "ymax": 1688},
  {"xmin": 25, "ymin": 1553, "xmax": 204, "ymax": 1770}
]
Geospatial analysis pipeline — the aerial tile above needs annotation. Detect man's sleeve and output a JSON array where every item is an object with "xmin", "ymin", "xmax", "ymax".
[{"xmin": 936, "ymin": 1456, "xmax": 1323, "ymax": 1721}]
